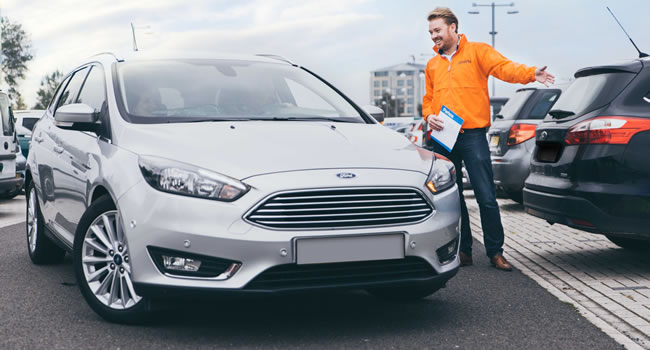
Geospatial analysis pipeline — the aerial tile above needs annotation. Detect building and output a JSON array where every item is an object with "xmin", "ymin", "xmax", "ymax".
[{"xmin": 370, "ymin": 62, "xmax": 426, "ymax": 118}]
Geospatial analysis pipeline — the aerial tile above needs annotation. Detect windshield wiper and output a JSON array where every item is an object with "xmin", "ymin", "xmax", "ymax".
[{"xmin": 548, "ymin": 109, "xmax": 575, "ymax": 119}]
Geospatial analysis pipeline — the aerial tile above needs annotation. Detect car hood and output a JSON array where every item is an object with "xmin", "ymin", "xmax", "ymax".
[{"xmin": 119, "ymin": 121, "xmax": 434, "ymax": 179}]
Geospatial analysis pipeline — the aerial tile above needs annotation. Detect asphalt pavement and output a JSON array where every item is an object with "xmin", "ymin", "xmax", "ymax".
[{"xmin": 0, "ymin": 222, "xmax": 622, "ymax": 349}]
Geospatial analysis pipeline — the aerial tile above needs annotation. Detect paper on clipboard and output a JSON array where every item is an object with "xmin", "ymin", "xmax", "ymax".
[{"xmin": 430, "ymin": 105, "xmax": 464, "ymax": 152}]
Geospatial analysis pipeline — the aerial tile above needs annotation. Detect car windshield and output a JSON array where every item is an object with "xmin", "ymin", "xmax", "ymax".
[{"xmin": 115, "ymin": 59, "xmax": 365, "ymax": 124}]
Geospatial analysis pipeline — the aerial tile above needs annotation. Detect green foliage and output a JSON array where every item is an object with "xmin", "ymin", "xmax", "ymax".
[
  {"xmin": 33, "ymin": 70, "xmax": 63, "ymax": 109},
  {"xmin": 1, "ymin": 16, "xmax": 33, "ymax": 106}
]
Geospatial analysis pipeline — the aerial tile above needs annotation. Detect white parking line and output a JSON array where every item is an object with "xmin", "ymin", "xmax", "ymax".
[{"xmin": 0, "ymin": 195, "xmax": 26, "ymax": 228}]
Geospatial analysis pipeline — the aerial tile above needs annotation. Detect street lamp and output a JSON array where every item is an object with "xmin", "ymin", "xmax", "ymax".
[{"xmin": 468, "ymin": 2, "xmax": 518, "ymax": 96}]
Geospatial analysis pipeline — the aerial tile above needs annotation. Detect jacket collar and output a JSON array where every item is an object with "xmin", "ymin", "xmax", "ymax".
[{"xmin": 434, "ymin": 34, "xmax": 467, "ymax": 55}]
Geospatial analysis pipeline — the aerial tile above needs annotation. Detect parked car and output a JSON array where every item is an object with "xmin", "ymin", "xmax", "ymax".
[
  {"xmin": 524, "ymin": 57, "xmax": 650, "ymax": 249},
  {"xmin": 490, "ymin": 97, "xmax": 509, "ymax": 121},
  {"xmin": 16, "ymin": 125, "xmax": 31, "ymax": 158},
  {"xmin": 0, "ymin": 91, "xmax": 22, "ymax": 199},
  {"xmin": 488, "ymin": 88, "xmax": 562, "ymax": 203},
  {"xmin": 25, "ymin": 52, "xmax": 462, "ymax": 323},
  {"xmin": 14, "ymin": 109, "xmax": 43, "ymax": 131}
]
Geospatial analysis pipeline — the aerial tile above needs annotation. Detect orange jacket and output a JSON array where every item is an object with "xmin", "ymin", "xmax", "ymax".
[{"xmin": 422, "ymin": 34, "xmax": 537, "ymax": 129}]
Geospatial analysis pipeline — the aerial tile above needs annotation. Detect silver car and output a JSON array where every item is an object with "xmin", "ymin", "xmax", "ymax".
[{"xmin": 25, "ymin": 52, "xmax": 461, "ymax": 323}]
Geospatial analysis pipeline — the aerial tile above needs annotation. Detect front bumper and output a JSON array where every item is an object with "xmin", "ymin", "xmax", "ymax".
[{"xmin": 118, "ymin": 168, "xmax": 462, "ymax": 293}]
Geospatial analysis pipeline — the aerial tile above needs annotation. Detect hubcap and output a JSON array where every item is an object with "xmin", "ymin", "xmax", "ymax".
[
  {"xmin": 81, "ymin": 210, "xmax": 142, "ymax": 309},
  {"xmin": 27, "ymin": 188, "xmax": 38, "ymax": 253}
]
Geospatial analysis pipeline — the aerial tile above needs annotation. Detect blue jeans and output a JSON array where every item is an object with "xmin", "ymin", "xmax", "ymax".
[{"xmin": 432, "ymin": 128, "xmax": 505, "ymax": 258}]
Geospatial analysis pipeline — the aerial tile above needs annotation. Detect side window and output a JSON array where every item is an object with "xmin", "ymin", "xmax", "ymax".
[
  {"xmin": 529, "ymin": 91, "xmax": 560, "ymax": 119},
  {"xmin": 55, "ymin": 67, "xmax": 90, "ymax": 112},
  {"xmin": 77, "ymin": 65, "xmax": 107, "ymax": 113},
  {"xmin": 48, "ymin": 75, "xmax": 72, "ymax": 114}
]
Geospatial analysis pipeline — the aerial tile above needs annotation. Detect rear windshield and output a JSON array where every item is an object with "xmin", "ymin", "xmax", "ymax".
[
  {"xmin": 527, "ymin": 90, "xmax": 560, "ymax": 119},
  {"xmin": 545, "ymin": 72, "xmax": 636, "ymax": 120},
  {"xmin": 115, "ymin": 59, "xmax": 364, "ymax": 124},
  {"xmin": 496, "ymin": 90, "xmax": 534, "ymax": 120}
]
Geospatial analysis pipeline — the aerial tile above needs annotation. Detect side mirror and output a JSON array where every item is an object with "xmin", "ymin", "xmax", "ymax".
[
  {"xmin": 55, "ymin": 103, "xmax": 100, "ymax": 132},
  {"xmin": 55, "ymin": 103, "xmax": 98, "ymax": 123},
  {"xmin": 362, "ymin": 105, "xmax": 385, "ymax": 124}
]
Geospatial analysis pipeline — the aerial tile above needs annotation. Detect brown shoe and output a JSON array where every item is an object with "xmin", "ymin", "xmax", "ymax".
[
  {"xmin": 490, "ymin": 254, "xmax": 513, "ymax": 271},
  {"xmin": 459, "ymin": 252, "xmax": 473, "ymax": 266}
]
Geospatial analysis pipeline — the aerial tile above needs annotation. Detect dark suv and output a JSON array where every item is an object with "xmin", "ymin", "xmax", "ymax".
[
  {"xmin": 524, "ymin": 58, "xmax": 650, "ymax": 249},
  {"xmin": 488, "ymin": 88, "xmax": 562, "ymax": 203}
]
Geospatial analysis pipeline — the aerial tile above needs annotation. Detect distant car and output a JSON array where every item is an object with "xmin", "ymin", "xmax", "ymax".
[
  {"xmin": 383, "ymin": 117, "xmax": 415, "ymax": 131},
  {"xmin": 14, "ymin": 110, "xmax": 43, "ymax": 131},
  {"xmin": 490, "ymin": 97, "xmax": 509, "ymax": 121},
  {"xmin": 488, "ymin": 88, "xmax": 562, "ymax": 203},
  {"xmin": 524, "ymin": 57, "xmax": 650, "ymax": 249},
  {"xmin": 0, "ymin": 92, "xmax": 21, "ymax": 199},
  {"xmin": 16, "ymin": 125, "xmax": 31, "ymax": 158}
]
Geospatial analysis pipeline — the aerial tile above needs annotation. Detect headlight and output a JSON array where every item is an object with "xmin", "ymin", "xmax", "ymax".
[
  {"xmin": 425, "ymin": 154, "xmax": 456, "ymax": 194},
  {"xmin": 139, "ymin": 156, "xmax": 249, "ymax": 201}
]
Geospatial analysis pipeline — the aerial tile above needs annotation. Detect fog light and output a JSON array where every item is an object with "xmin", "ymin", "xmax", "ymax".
[
  {"xmin": 162, "ymin": 255, "xmax": 202, "ymax": 272},
  {"xmin": 436, "ymin": 237, "xmax": 459, "ymax": 265}
]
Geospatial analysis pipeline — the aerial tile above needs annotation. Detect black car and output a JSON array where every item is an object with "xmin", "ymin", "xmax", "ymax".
[
  {"xmin": 488, "ymin": 88, "xmax": 562, "ymax": 203},
  {"xmin": 524, "ymin": 58, "xmax": 650, "ymax": 249}
]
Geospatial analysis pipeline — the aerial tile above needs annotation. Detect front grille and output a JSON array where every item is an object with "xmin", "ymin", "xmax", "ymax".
[
  {"xmin": 246, "ymin": 188, "xmax": 434, "ymax": 230},
  {"xmin": 245, "ymin": 257, "xmax": 436, "ymax": 291}
]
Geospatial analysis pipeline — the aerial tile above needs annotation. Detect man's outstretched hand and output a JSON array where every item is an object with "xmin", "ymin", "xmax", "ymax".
[{"xmin": 535, "ymin": 66, "xmax": 555, "ymax": 87}]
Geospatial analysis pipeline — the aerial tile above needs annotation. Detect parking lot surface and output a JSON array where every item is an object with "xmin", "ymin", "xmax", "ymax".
[
  {"xmin": 466, "ymin": 192, "xmax": 650, "ymax": 349},
  {"xmin": 0, "ymin": 193, "xmax": 622, "ymax": 349}
]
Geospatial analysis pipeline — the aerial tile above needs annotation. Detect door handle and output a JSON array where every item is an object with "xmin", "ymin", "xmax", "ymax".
[
  {"xmin": 34, "ymin": 136, "xmax": 44, "ymax": 143},
  {"xmin": 53, "ymin": 146, "xmax": 64, "ymax": 154}
]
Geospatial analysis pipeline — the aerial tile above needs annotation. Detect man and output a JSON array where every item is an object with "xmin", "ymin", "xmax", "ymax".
[{"xmin": 422, "ymin": 7, "xmax": 555, "ymax": 271}]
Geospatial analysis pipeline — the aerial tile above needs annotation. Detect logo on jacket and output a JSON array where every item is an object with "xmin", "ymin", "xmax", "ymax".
[
  {"xmin": 540, "ymin": 131, "xmax": 548, "ymax": 140},
  {"xmin": 336, "ymin": 172, "xmax": 356, "ymax": 179},
  {"xmin": 458, "ymin": 59, "xmax": 472, "ymax": 65}
]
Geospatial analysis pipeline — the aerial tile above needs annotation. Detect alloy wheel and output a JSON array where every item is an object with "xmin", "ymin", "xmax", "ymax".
[
  {"xmin": 27, "ymin": 188, "xmax": 38, "ymax": 253},
  {"xmin": 80, "ymin": 210, "xmax": 142, "ymax": 309}
]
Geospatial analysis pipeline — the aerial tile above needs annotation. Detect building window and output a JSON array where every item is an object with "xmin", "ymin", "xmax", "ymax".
[
  {"xmin": 382, "ymin": 81, "xmax": 388, "ymax": 87},
  {"xmin": 374, "ymin": 90, "xmax": 380, "ymax": 96},
  {"xmin": 407, "ymin": 80, "xmax": 414, "ymax": 86},
  {"xmin": 398, "ymin": 89, "xmax": 404, "ymax": 96},
  {"xmin": 408, "ymin": 98, "xmax": 414, "ymax": 104},
  {"xmin": 407, "ymin": 88, "xmax": 414, "ymax": 95},
  {"xmin": 397, "ymin": 80, "xmax": 404, "ymax": 86},
  {"xmin": 374, "ymin": 71, "xmax": 388, "ymax": 77},
  {"xmin": 373, "ymin": 81, "xmax": 380, "ymax": 87},
  {"xmin": 408, "ymin": 107, "xmax": 414, "ymax": 114}
]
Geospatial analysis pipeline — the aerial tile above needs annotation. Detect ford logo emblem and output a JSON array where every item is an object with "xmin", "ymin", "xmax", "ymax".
[
  {"xmin": 540, "ymin": 131, "xmax": 548, "ymax": 140},
  {"xmin": 337, "ymin": 172, "xmax": 356, "ymax": 179}
]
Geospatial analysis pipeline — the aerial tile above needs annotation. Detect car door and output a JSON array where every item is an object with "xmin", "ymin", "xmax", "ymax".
[
  {"xmin": 0, "ymin": 93, "xmax": 17, "ymax": 183},
  {"xmin": 53, "ymin": 64, "xmax": 108, "ymax": 238},
  {"xmin": 46, "ymin": 66, "xmax": 91, "ymax": 241}
]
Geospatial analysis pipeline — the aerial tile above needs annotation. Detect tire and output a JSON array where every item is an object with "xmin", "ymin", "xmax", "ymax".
[
  {"xmin": 605, "ymin": 235, "xmax": 650, "ymax": 250},
  {"xmin": 367, "ymin": 283, "xmax": 443, "ymax": 301},
  {"xmin": 26, "ymin": 182, "xmax": 66, "ymax": 264},
  {"xmin": 73, "ymin": 195, "xmax": 150, "ymax": 324},
  {"xmin": 505, "ymin": 190, "xmax": 523, "ymax": 204}
]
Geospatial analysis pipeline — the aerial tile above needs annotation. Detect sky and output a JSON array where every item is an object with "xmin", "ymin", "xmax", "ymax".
[{"xmin": 2, "ymin": 0, "xmax": 649, "ymax": 109}]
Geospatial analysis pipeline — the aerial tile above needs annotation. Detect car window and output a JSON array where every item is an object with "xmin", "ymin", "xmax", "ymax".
[
  {"xmin": 48, "ymin": 76, "xmax": 70, "ymax": 114},
  {"xmin": 21, "ymin": 117, "xmax": 39, "ymax": 131},
  {"xmin": 497, "ymin": 90, "xmax": 534, "ymax": 120},
  {"xmin": 115, "ymin": 59, "xmax": 364, "ymax": 124},
  {"xmin": 77, "ymin": 65, "xmax": 107, "ymax": 113},
  {"xmin": 527, "ymin": 91, "xmax": 560, "ymax": 119},
  {"xmin": 55, "ymin": 67, "xmax": 90, "ymax": 112},
  {"xmin": 545, "ymin": 72, "xmax": 636, "ymax": 120}
]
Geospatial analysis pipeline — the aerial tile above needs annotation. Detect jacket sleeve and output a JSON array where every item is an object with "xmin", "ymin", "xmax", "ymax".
[
  {"xmin": 478, "ymin": 44, "xmax": 536, "ymax": 84},
  {"xmin": 422, "ymin": 64, "xmax": 434, "ymax": 119}
]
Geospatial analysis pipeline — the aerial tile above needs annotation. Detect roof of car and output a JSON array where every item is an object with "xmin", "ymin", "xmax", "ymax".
[
  {"xmin": 92, "ymin": 51, "xmax": 297, "ymax": 66},
  {"xmin": 575, "ymin": 58, "xmax": 644, "ymax": 78}
]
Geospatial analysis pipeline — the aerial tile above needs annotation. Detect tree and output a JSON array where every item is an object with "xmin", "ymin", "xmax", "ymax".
[
  {"xmin": 1, "ymin": 17, "xmax": 33, "ymax": 105},
  {"xmin": 33, "ymin": 70, "xmax": 63, "ymax": 109},
  {"xmin": 14, "ymin": 94, "xmax": 27, "ymax": 110},
  {"xmin": 374, "ymin": 91, "xmax": 404, "ymax": 118}
]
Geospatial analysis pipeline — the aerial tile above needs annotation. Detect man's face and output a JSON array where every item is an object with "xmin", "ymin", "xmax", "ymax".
[{"xmin": 429, "ymin": 18, "xmax": 457, "ymax": 52}]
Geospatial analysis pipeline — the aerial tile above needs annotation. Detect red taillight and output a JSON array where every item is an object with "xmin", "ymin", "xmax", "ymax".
[
  {"xmin": 506, "ymin": 123, "xmax": 536, "ymax": 146},
  {"xmin": 417, "ymin": 123, "xmax": 423, "ymax": 131},
  {"xmin": 565, "ymin": 116, "xmax": 650, "ymax": 145}
]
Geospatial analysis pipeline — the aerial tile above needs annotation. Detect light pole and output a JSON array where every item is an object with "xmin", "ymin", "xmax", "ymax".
[{"xmin": 468, "ymin": 2, "xmax": 518, "ymax": 96}]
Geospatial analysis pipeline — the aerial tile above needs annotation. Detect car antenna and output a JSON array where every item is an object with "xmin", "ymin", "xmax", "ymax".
[{"xmin": 606, "ymin": 7, "xmax": 648, "ymax": 58}]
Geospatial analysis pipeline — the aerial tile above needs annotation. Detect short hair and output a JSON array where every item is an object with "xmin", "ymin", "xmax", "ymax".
[{"xmin": 427, "ymin": 7, "xmax": 459, "ymax": 33}]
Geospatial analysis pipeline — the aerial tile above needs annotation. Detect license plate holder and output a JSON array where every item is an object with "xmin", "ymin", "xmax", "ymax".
[
  {"xmin": 296, "ymin": 234, "xmax": 405, "ymax": 265},
  {"xmin": 489, "ymin": 135, "xmax": 499, "ymax": 146}
]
